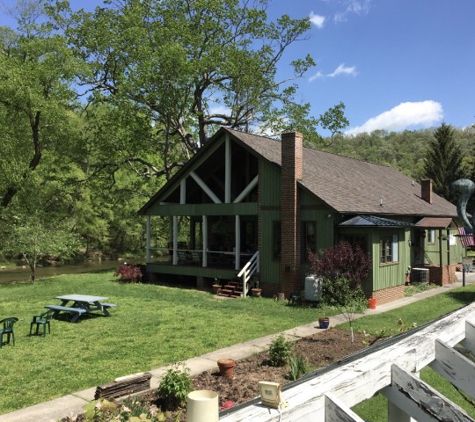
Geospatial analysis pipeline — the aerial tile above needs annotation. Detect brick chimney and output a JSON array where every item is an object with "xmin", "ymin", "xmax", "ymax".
[
  {"xmin": 421, "ymin": 179, "xmax": 433, "ymax": 204},
  {"xmin": 280, "ymin": 132, "xmax": 303, "ymax": 298}
]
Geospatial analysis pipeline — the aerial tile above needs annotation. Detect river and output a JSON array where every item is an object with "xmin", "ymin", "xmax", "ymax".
[{"xmin": 0, "ymin": 260, "xmax": 125, "ymax": 284}]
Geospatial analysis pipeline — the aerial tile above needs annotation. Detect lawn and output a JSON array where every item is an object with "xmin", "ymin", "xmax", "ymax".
[
  {"xmin": 1, "ymin": 273, "xmax": 475, "ymax": 418},
  {"xmin": 0, "ymin": 272, "xmax": 326, "ymax": 414}
]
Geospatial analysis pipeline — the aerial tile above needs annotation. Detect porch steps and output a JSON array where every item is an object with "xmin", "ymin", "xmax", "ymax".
[{"xmin": 217, "ymin": 280, "xmax": 243, "ymax": 298}]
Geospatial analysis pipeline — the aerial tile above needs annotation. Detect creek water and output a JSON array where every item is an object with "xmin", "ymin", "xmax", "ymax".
[{"xmin": 0, "ymin": 260, "xmax": 126, "ymax": 284}]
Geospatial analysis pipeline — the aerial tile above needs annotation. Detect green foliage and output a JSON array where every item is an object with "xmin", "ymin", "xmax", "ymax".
[
  {"xmin": 156, "ymin": 363, "xmax": 193, "ymax": 411},
  {"xmin": 404, "ymin": 282, "xmax": 436, "ymax": 297},
  {"xmin": 114, "ymin": 264, "xmax": 143, "ymax": 283},
  {"xmin": 268, "ymin": 334, "xmax": 293, "ymax": 367},
  {"xmin": 3, "ymin": 210, "xmax": 79, "ymax": 281},
  {"xmin": 61, "ymin": 396, "xmax": 173, "ymax": 422},
  {"xmin": 308, "ymin": 241, "xmax": 371, "ymax": 292},
  {"xmin": 424, "ymin": 123, "xmax": 466, "ymax": 202},
  {"xmin": 288, "ymin": 354, "xmax": 308, "ymax": 381}
]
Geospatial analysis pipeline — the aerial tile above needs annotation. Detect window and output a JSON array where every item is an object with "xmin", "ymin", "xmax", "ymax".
[
  {"xmin": 341, "ymin": 234, "xmax": 368, "ymax": 254},
  {"xmin": 428, "ymin": 229, "xmax": 436, "ymax": 244},
  {"xmin": 380, "ymin": 234, "xmax": 399, "ymax": 264},
  {"xmin": 273, "ymin": 221, "xmax": 281, "ymax": 260},
  {"xmin": 302, "ymin": 222, "xmax": 316, "ymax": 261}
]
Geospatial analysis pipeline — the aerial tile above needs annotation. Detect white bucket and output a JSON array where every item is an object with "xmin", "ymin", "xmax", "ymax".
[{"xmin": 186, "ymin": 390, "xmax": 219, "ymax": 422}]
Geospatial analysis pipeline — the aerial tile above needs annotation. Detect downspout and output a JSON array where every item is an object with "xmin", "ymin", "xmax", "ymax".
[
  {"xmin": 146, "ymin": 215, "xmax": 151, "ymax": 263},
  {"xmin": 438, "ymin": 228, "xmax": 443, "ymax": 282}
]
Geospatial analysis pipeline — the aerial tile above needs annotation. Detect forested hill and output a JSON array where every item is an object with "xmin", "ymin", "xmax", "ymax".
[{"xmin": 320, "ymin": 127, "xmax": 475, "ymax": 182}]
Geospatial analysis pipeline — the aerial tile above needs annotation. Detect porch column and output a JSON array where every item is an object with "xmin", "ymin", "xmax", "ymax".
[
  {"xmin": 235, "ymin": 215, "xmax": 241, "ymax": 270},
  {"xmin": 172, "ymin": 216, "xmax": 178, "ymax": 265},
  {"xmin": 146, "ymin": 215, "xmax": 151, "ymax": 263},
  {"xmin": 202, "ymin": 215, "xmax": 208, "ymax": 267}
]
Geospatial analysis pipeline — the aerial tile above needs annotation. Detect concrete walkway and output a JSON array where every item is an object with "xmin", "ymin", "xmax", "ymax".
[{"xmin": 2, "ymin": 272, "xmax": 475, "ymax": 422}]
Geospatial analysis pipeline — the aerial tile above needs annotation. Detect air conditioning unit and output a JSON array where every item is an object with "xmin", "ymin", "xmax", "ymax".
[
  {"xmin": 411, "ymin": 268, "xmax": 429, "ymax": 284},
  {"xmin": 305, "ymin": 275, "xmax": 322, "ymax": 301}
]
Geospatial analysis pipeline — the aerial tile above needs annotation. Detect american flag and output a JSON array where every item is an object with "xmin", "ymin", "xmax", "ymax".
[{"xmin": 457, "ymin": 226, "xmax": 475, "ymax": 248}]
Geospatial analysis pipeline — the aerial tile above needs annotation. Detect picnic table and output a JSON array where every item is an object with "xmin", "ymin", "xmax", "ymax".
[{"xmin": 45, "ymin": 294, "xmax": 116, "ymax": 323}]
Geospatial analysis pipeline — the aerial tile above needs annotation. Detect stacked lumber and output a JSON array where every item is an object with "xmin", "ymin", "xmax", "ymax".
[{"xmin": 94, "ymin": 372, "xmax": 152, "ymax": 399}]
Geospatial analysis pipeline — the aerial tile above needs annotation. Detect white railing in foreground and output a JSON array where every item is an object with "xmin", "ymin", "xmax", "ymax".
[
  {"xmin": 221, "ymin": 302, "xmax": 475, "ymax": 421},
  {"xmin": 237, "ymin": 251, "xmax": 259, "ymax": 298}
]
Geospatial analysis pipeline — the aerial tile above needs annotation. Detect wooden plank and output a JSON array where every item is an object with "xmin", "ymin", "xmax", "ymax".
[
  {"xmin": 95, "ymin": 372, "xmax": 152, "ymax": 400},
  {"xmin": 383, "ymin": 364, "xmax": 474, "ymax": 422},
  {"xmin": 221, "ymin": 303, "xmax": 475, "ymax": 421},
  {"xmin": 429, "ymin": 339, "xmax": 475, "ymax": 399},
  {"xmin": 461, "ymin": 320, "xmax": 475, "ymax": 355},
  {"xmin": 324, "ymin": 393, "xmax": 365, "ymax": 422}
]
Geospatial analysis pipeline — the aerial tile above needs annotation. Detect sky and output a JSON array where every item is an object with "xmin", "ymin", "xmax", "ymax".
[{"xmin": 1, "ymin": 0, "xmax": 474, "ymax": 136}]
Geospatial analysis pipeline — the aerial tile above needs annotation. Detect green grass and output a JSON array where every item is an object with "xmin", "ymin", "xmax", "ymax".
[
  {"xmin": 2, "ymin": 274, "xmax": 475, "ymax": 417},
  {"xmin": 351, "ymin": 284, "xmax": 475, "ymax": 421},
  {"xmin": 0, "ymin": 272, "xmax": 329, "ymax": 414}
]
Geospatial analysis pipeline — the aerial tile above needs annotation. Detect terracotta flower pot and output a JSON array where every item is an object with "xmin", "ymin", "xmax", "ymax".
[
  {"xmin": 217, "ymin": 358, "xmax": 235, "ymax": 378},
  {"xmin": 251, "ymin": 288, "xmax": 262, "ymax": 297},
  {"xmin": 212, "ymin": 284, "xmax": 221, "ymax": 294}
]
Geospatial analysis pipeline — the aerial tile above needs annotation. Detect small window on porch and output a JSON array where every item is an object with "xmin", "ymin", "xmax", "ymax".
[{"xmin": 380, "ymin": 233, "xmax": 399, "ymax": 264}]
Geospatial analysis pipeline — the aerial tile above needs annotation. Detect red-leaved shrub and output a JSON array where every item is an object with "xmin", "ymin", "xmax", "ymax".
[{"xmin": 114, "ymin": 264, "xmax": 143, "ymax": 283}]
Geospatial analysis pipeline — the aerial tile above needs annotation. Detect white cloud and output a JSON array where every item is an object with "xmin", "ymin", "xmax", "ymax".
[
  {"xmin": 334, "ymin": 0, "xmax": 372, "ymax": 22},
  {"xmin": 309, "ymin": 64, "xmax": 356, "ymax": 81},
  {"xmin": 309, "ymin": 12, "xmax": 325, "ymax": 28},
  {"xmin": 345, "ymin": 101, "xmax": 443, "ymax": 135},
  {"xmin": 328, "ymin": 64, "xmax": 357, "ymax": 77}
]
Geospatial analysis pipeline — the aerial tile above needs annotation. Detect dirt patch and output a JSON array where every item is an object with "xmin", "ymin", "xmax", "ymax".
[{"xmin": 64, "ymin": 328, "xmax": 377, "ymax": 421}]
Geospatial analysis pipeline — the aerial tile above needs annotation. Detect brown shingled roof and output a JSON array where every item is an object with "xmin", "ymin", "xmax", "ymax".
[{"xmin": 226, "ymin": 128, "xmax": 457, "ymax": 217}]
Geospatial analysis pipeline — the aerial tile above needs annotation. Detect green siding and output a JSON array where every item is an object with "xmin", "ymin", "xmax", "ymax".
[{"xmin": 148, "ymin": 202, "xmax": 257, "ymax": 216}]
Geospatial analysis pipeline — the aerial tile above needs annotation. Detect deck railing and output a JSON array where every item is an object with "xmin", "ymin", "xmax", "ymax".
[
  {"xmin": 221, "ymin": 302, "xmax": 475, "ymax": 421},
  {"xmin": 237, "ymin": 251, "xmax": 259, "ymax": 298}
]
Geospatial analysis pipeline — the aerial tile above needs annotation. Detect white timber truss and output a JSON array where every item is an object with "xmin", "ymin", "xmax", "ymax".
[
  {"xmin": 148, "ymin": 135, "xmax": 258, "ymax": 271},
  {"xmin": 221, "ymin": 302, "xmax": 475, "ymax": 421}
]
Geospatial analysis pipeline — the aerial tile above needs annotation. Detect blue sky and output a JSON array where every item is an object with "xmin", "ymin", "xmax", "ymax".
[{"xmin": 1, "ymin": 0, "xmax": 474, "ymax": 136}]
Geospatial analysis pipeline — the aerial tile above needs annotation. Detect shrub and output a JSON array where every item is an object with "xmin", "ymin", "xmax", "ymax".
[
  {"xmin": 308, "ymin": 241, "xmax": 370, "ymax": 292},
  {"xmin": 156, "ymin": 363, "xmax": 192, "ymax": 411},
  {"xmin": 114, "ymin": 264, "xmax": 143, "ymax": 283},
  {"xmin": 268, "ymin": 334, "xmax": 293, "ymax": 367}
]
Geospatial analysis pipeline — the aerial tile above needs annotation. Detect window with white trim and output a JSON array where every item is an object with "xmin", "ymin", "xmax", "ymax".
[
  {"xmin": 428, "ymin": 229, "xmax": 436, "ymax": 244},
  {"xmin": 380, "ymin": 233, "xmax": 399, "ymax": 264}
]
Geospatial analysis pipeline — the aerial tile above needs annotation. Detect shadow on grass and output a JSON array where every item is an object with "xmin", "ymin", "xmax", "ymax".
[{"xmin": 445, "ymin": 289, "xmax": 475, "ymax": 306}]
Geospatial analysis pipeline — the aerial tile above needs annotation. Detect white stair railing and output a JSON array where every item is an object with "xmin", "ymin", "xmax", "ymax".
[{"xmin": 237, "ymin": 251, "xmax": 259, "ymax": 298}]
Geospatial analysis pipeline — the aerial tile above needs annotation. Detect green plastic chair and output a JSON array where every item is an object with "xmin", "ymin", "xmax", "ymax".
[
  {"xmin": 0, "ymin": 317, "xmax": 19, "ymax": 348},
  {"xmin": 30, "ymin": 310, "xmax": 54, "ymax": 337}
]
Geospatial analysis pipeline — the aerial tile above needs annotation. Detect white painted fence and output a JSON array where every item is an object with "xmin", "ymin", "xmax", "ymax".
[{"xmin": 221, "ymin": 302, "xmax": 475, "ymax": 421}]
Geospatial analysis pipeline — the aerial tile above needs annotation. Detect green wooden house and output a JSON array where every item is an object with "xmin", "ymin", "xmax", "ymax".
[{"xmin": 138, "ymin": 128, "xmax": 464, "ymax": 304}]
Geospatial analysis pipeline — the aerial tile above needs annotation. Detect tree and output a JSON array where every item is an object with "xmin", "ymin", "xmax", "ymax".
[
  {"xmin": 0, "ymin": 1, "xmax": 81, "ymax": 213},
  {"xmin": 423, "ymin": 123, "xmax": 466, "ymax": 203},
  {"xmin": 46, "ymin": 0, "xmax": 346, "ymax": 179},
  {"xmin": 3, "ymin": 211, "xmax": 79, "ymax": 282},
  {"xmin": 308, "ymin": 242, "xmax": 371, "ymax": 342}
]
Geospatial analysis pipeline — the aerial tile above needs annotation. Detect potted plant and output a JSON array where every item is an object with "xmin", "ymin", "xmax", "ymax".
[
  {"xmin": 212, "ymin": 277, "xmax": 222, "ymax": 294},
  {"xmin": 318, "ymin": 317, "xmax": 330, "ymax": 329},
  {"xmin": 251, "ymin": 280, "xmax": 262, "ymax": 297}
]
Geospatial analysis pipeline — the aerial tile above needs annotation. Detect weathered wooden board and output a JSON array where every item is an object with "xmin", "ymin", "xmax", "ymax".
[
  {"xmin": 324, "ymin": 393, "xmax": 365, "ymax": 422},
  {"xmin": 383, "ymin": 364, "xmax": 474, "ymax": 422},
  {"xmin": 95, "ymin": 372, "xmax": 152, "ymax": 400},
  {"xmin": 220, "ymin": 303, "xmax": 475, "ymax": 421},
  {"xmin": 429, "ymin": 339, "xmax": 475, "ymax": 399}
]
